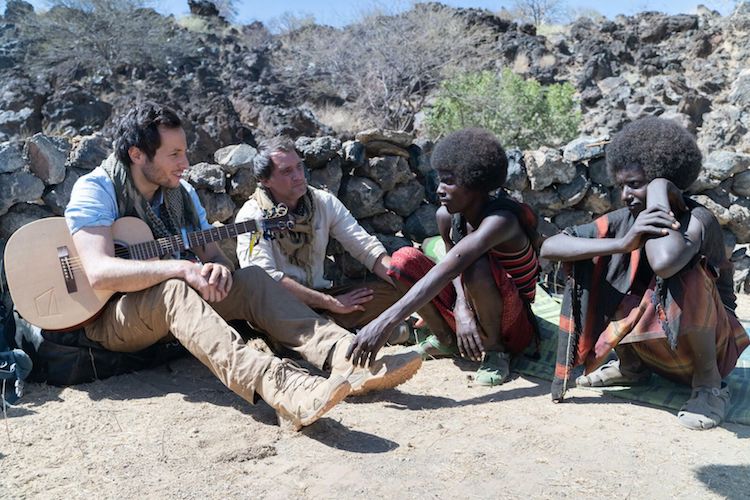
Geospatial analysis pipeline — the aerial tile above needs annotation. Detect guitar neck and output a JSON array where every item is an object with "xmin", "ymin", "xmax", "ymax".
[{"xmin": 127, "ymin": 219, "xmax": 259, "ymax": 260}]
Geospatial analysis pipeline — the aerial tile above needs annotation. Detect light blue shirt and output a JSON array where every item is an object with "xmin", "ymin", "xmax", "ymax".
[{"xmin": 65, "ymin": 167, "xmax": 211, "ymax": 235}]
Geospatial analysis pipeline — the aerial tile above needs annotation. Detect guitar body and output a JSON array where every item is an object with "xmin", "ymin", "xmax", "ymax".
[{"xmin": 4, "ymin": 217, "xmax": 155, "ymax": 331}]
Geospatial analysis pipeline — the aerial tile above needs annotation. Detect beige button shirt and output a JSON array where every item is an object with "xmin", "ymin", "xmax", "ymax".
[{"xmin": 235, "ymin": 186, "xmax": 387, "ymax": 289}]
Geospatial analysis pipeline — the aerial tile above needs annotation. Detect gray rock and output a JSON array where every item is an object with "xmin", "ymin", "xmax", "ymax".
[
  {"xmin": 562, "ymin": 136, "xmax": 608, "ymax": 163},
  {"xmin": 355, "ymin": 128, "xmax": 413, "ymax": 148},
  {"xmin": 732, "ymin": 169, "xmax": 750, "ymax": 197},
  {"xmin": 728, "ymin": 68, "xmax": 750, "ymax": 107},
  {"xmin": 355, "ymin": 156, "xmax": 412, "ymax": 191},
  {"xmin": 411, "ymin": 138, "xmax": 434, "ymax": 175},
  {"xmin": 587, "ymin": 157, "xmax": 615, "ymax": 187},
  {"xmin": 691, "ymin": 195, "xmax": 732, "ymax": 225},
  {"xmin": 703, "ymin": 150, "xmax": 750, "ymax": 182},
  {"xmin": 659, "ymin": 111, "xmax": 695, "ymax": 133},
  {"xmin": 0, "ymin": 141, "xmax": 25, "ymax": 174},
  {"xmin": 42, "ymin": 87, "xmax": 112, "ymax": 136},
  {"xmin": 524, "ymin": 147, "xmax": 576, "ymax": 191},
  {"xmin": 66, "ymin": 134, "xmax": 110, "ymax": 171},
  {"xmin": 423, "ymin": 169, "xmax": 440, "ymax": 205},
  {"xmin": 577, "ymin": 183, "xmax": 613, "ymax": 214},
  {"xmin": 257, "ymin": 106, "xmax": 328, "ymax": 140},
  {"xmin": 375, "ymin": 233, "xmax": 412, "ymax": 254},
  {"xmin": 0, "ymin": 107, "xmax": 38, "ymax": 138},
  {"xmin": 214, "ymin": 144, "xmax": 257, "ymax": 175},
  {"xmin": 553, "ymin": 210, "xmax": 592, "ymax": 229},
  {"xmin": 326, "ymin": 238, "xmax": 344, "ymax": 256},
  {"xmin": 385, "ymin": 179, "xmax": 426, "ymax": 217},
  {"xmin": 339, "ymin": 252, "xmax": 368, "ymax": 279},
  {"xmin": 360, "ymin": 212, "xmax": 404, "ymax": 235},
  {"xmin": 342, "ymin": 140, "xmax": 367, "ymax": 169},
  {"xmin": 186, "ymin": 162, "xmax": 226, "ymax": 193},
  {"xmin": 339, "ymin": 176, "xmax": 386, "ymax": 218},
  {"xmin": 403, "ymin": 204, "xmax": 439, "ymax": 243},
  {"xmin": 24, "ymin": 133, "xmax": 69, "ymax": 185},
  {"xmin": 363, "ymin": 141, "xmax": 411, "ymax": 159},
  {"xmin": 309, "ymin": 157, "xmax": 343, "ymax": 195},
  {"xmin": 0, "ymin": 203, "xmax": 53, "ymax": 241},
  {"xmin": 522, "ymin": 188, "xmax": 564, "ymax": 216},
  {"xmin": 597, "ymin": 76, "xmax": 631, "ymax": 105},
  {"xmin": 557, "ymin": 166, "xmax": 590, "ymax": 207},
  {"xmin": 295, "ymin": 136, "xmax": 341, "ymax": 169},
  {"xmin": 536, "ymin": 217, "xmax": 560, "ymax": 240},
  {"xmin": 228, "ymin": 168, "xmax": 257, "ymax": 201},
  {"xmin": 324, "ymin": 257, "xmax": 345, "ymax": 284},
  {"xmin": 0, "ymin": 171, "xmax": 45, "ymax": 216},
  {"xmin": 727, "ymin": 201, "xmax": 750, "ymax": 243},
  {"xmin": 196, "ymin": 190, "xmax": 235, "ymax": 223},
  {"xmin": 42, "ymin": 168, "xmax": 85, "ymax": 215},
  {"xmin": 703, "ymin": 179, "xmax": 733, "ymax": 207},
  {"xmin": 504, "ymin": 148, "xmax": 529, "ymax": 191},
  {"xmin": 722, "ymin": 229, "xmax": 737, "ymax": 260},
  {"xmin": 625, "ymin": 101, "xmax": 666, "ymax": 122},
  {"xmin": 688, "ymin": 171, "xmax": 722, "ymax": 193},
  {"xmin": 734, "ymin": 254, "xmax": 750, "ymax": 294}
]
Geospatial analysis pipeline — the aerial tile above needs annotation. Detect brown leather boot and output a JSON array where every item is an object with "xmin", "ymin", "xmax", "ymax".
[
  {"xmin": 256, "ymin": 359, "xmax": 351, "ymax": 431},
  {"xmin": 329, "ymin": 336, "xmax": 423, "ymax": 396}
]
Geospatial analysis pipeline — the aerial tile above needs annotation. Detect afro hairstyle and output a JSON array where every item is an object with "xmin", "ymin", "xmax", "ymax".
[
  {"xmin": 430, "ymin": 128, "xmax": 507, "ymax": 191},
  {"xmin": 606, "ymin": 117, "xmax": 702, "ymax": 190}
]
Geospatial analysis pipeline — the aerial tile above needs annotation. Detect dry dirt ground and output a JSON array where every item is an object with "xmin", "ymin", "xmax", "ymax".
[{"xmin": 2, "ymin": 296, "xmax": 749, "ymax": 500}]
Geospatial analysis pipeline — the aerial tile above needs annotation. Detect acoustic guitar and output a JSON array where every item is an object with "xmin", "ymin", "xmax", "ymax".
[{"xmin": 3, "ymin": 212, "xmax": 293, "ymax": 331}]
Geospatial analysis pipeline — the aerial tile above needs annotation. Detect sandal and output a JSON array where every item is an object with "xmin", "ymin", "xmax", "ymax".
[
  {"xmin": 413, "ymin": 334, "xmax": 458, "ymax": 360},
  {"xmin": 475, "ymin": 352, "xmax": 511, "ymax": 386},
  {"xmin": 677, "ymin": 384, "xmax": 730, "ymax": 430},
  {"xmin": 576, "ymin": 359, "xmax": 651, "ymax": 387}
]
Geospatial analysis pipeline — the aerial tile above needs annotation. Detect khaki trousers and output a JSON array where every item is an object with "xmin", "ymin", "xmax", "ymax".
[
  {"xmin": 85, "ymin": 266, "xmax": 351, "ymax": 404},
  {"xmin": 322, "ymin": 278, "xmax": 403, "ymax": 331}
]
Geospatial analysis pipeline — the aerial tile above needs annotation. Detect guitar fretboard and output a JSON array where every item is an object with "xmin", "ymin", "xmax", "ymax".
[{"xmin": 125, "ymin": 220, "xmax": 259, "ymax": 260}]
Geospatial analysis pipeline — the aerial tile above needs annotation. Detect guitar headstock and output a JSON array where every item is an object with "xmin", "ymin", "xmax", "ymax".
[{"xmin": 261, "ymin": 204, "xmax": 295, "ymax": 239}]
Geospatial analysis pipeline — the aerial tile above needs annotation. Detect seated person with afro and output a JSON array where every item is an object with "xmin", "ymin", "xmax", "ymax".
[
  {"xmin": 346, "ymin": 128, "xmax": 542, "ymax": 386},
  {"xmin": 541, "ymin": 117, "xmax": 749, "ymax": 430}
]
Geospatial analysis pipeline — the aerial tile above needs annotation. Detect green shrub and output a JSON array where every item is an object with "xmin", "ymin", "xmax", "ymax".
[{"xmin": 425, "ymin": 69, "xmax": 580, "ymax": 149}]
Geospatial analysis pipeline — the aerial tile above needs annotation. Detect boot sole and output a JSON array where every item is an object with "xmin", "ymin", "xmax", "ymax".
[
  {"xmin": 350, "ymin": 354, "xmax": 422, "ymax": 397},
  {"xmin": 276, "ymin": 377, "xmax": 352, "ymax": 431}
]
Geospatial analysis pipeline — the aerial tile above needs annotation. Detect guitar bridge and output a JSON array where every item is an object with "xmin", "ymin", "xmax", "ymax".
[{"xmin": 57, "ymin": 246, "xmax": 78, "ymax": 294}]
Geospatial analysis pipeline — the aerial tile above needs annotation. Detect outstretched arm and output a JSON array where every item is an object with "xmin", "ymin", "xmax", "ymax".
[{"xmin": 346, "ymin": 212, "xmax": 519, "ymax": 367}]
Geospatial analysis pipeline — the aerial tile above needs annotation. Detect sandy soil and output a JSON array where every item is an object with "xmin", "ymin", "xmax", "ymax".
[{"xmin": 2, "ymin": 314, "xmax": 750, "ymax": 500}]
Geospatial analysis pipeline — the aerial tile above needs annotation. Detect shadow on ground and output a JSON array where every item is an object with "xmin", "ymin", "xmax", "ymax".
[
  {"xmin": 303, "ymin": 417, "xmax": 399, "ymax": 454},
  {"xmin": 694, "ymin": 464, "xmax": 750, "ymax": 499}
]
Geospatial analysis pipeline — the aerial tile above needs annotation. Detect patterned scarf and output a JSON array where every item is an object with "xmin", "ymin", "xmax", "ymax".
[
  {"xmin": 251, "ymin": 186, "xmax": 316, "ymax": 286},
  {"xmin": 100, "ymin": 154, "xmax": 200, "ymax": 251}
]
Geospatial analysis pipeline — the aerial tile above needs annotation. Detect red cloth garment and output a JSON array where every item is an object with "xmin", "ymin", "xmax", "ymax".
[{"xmin": 389, "ymin": 246, "xmax": 535, "ymax": 355}]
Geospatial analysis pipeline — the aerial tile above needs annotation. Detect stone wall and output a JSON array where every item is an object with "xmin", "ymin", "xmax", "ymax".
[{"xmin": 1, "ymin": 128, "xmax": 749, "ymax": 293}]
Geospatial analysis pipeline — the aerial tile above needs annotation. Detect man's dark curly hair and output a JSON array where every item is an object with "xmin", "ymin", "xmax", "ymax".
[
  {"xmin": 606, "ymin": 117, "xmax": 702, "ymax": 189},
  {"xmin": 114, "ymin": 102, "xmax": 182, "ymax": 167},
  {"xmin": 430, "ymin": 128, "xmax": 507, "ymax": 191}
]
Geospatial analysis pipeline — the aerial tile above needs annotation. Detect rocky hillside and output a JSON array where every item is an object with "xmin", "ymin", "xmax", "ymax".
[{"xmin": 1, "ymin": 0, "xmax": 750, "ymax": 292}]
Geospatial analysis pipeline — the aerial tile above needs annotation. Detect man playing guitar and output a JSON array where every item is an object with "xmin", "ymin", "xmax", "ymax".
[{"xmin": 62, "ymin": 102, "xmax": 420, "ymax": 430}]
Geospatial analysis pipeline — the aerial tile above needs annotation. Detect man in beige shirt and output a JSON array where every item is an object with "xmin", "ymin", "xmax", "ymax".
[{"xmin": 236, "ymin": 136, "xmax": 405, "ymax": 333}]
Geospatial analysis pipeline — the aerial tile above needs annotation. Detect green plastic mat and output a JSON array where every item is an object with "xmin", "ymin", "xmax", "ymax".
[{"xmin": 421, "ymin": 236, "xmax": 750, "ymax": 425}]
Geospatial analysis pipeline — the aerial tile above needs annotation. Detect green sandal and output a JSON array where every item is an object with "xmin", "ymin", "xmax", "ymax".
[
  {"xmin": 413, "ymin": 334, "xmax": 458, "ymax": 360},
  {"xmin": 475, "ymin": 351, "xmax": 511, "ymax": 386}
]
